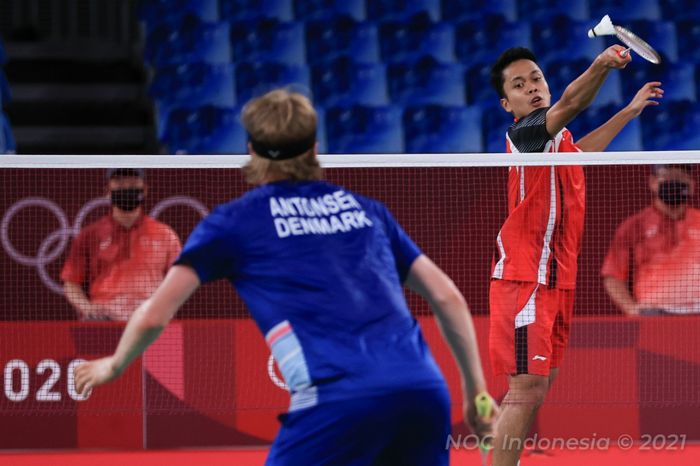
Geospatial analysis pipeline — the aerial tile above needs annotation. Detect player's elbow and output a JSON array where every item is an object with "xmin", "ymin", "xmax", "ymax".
[{"xmin": 431, "ymin": 281, "xmax": 468, "ymax": 314}]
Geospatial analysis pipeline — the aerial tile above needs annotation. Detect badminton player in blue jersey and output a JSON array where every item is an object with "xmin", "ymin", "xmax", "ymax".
[{"xmin": 75, "ymin": 89, "xmax": 495, "ymax": 465}]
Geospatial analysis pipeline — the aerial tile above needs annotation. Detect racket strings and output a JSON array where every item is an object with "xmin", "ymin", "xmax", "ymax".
[{"xmin": 614, "ymin": 26, "xmax": 662, "ymax": 64}]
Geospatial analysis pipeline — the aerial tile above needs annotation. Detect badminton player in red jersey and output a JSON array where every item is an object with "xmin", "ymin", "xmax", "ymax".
[{"xmin": 488, "ymin": 46, "xmax": 663, "ymax": 465}]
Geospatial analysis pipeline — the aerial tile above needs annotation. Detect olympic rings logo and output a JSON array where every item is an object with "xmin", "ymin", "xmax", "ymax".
[{"xmin": 1, "ymin": 196, "xmax": 209, "ymax": 295}]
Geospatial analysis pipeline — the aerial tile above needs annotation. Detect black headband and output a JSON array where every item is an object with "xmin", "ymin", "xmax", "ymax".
[{"xmin": 249, "ymin": 134, "xmax": 316, "ymax": 161}]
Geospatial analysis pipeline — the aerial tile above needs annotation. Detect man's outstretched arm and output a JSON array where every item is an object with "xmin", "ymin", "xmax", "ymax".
[
  {"xmin": 576, "ymin": 81, "xmax": 663, "ymax": 152},
  {"xmin": 546, "ymin": 45, "xmax": 631, "ymax": 137},
  {"xmin": 74, "ymin": 265, "xmax": 200, "ymax": 395},
  {"xmin": 405, "ymin": 255, "xmax": 495, "ymax": 438}
]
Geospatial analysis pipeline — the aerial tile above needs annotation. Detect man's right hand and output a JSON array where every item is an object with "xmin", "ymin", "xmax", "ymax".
[
  {"xmin": 79, "ymin": 303, "xmax": 110, "ymax": 320},
  {"xmin": 596, "ymin": 45, "xmax": 633, "ymax": 69}
]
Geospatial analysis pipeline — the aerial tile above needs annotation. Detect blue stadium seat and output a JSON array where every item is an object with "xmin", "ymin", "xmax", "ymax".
[
  {"xmin": 325, "ymin": 106, "xmax": 404, "ymax": 153},
  {"xmin": 404, "ymin": 105, "xmax": 483, "ymax": 153},
  {"xmin": 567, "ymin": 104, "xmax": 643, "ymax": 151},
  {"xmin": 588, "ymin": 0, "xmax": 661, "ymax": 22},
  {"xmin": 380, "ymin": 16, "xmax": 455, "ymax": 64},
  {"xmin": 236, "ymin": 62, "xmax": 311, "ymax": 105},
  {"xmin": 593, "ymin": 72, "xmax": 623, "ymax": 108},
  {"xmin": 220, "ymin": 0, "xmax": 293, "ymax": 22},
  {"xmin": 662, "ymin": 105, "xmax": 700, "ymax": 150},
  {"xmin": 455, "ymin": 16, "xmax": 531, "ymax": 65},
  {"xmin": 544, "ymin": 59, "xmax": 623, "ymax": 108},
  {"xmin": 138, "ymin": 0, "xmax": 219, "ymax": 30},
  {"xmin": 388, "ymin": 58, "xmax": 465, "ymax": 106},
  {"xmin": 367, "ymin": 0, "xmax": 441, "ymax": 22},
  {"xmin": 623, "ymin": 61, "xmax": 695, "ymax": 104},
  {"xmin": 0, "ymin": 69, "xmax": 12, "ymax": 105},
  {"xmin": 149, "ymin": 63, "xmax": 236, "ymax": 138},
  {"xmin": 481, "ymin": 104, "xmax": 514, "ymax": 153},
  {"xmin": 143, "ymin": 15, "xmax": 231, "ymax": 65},
  {"xmin": 305, "ymin": 17, "xmax": 380, "ymax": 65},
  {"xmin": 658, "ymin": 64, "xmax": 695, "ymax": 103},
  {"xmin": 466, "ymin": 61, "xmax": 496, "ymax": 106},
  {"xmin": 640, "ymin": 101, "xmax": 696, "ymax": 150},
  {"xmin": 163, "ymin": 105, "xmax": 247, "ymax": 154},
  {"xmin": 607, "ymin": 119, "xmax": 643, "ymax": 151},
  {"xmin": 293, "ymin": 0, "xmax": 365, "ymax": 21},
  {"xmin": 628, "ymin": 20, "xmax": 678, "ymax": 63},
  {"xmin": 531, "ymin": 17, "xmax": 603, "ymax": 65},
  {"xmin": 312, "ymin": 58, "xmax": 388, "ymax": 107},
  {"xmin": 0, "ymin": 39, "xmax": 7, "ymax": 66},
  {"xmin": 316, "ymin": 108, "xmax": 328, "ymax": 154},
  {"xmin": 441, "ymin": 0, "xmax": 517, "ymax": 23},
  {"xmin": 662, "ymin": 0, "xmax": 700, "ymax": 20},
  {"xmin": 231, "ymin": 20, "xmax": 305, "ymax": 65},
  {"xmin": 517, "ymin": 0, "xmax": 588, "ymax": 21},
  {"xmin": 676, "ymin": 21, "xmax": 700, "ymax": 63},
  {"xmin": 0, "ymin": 112, "xmax": 16, "ymax": 154}
]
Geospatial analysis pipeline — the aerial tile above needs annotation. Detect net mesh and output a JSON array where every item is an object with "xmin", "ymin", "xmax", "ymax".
[{"xmin": 1, "ymin": 153, "xmax": 700, "ymax": 448}]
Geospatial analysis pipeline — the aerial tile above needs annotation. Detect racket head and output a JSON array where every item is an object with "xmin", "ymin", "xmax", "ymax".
[{"xmin": 614, "ymin": 25, "xmax": 662, "ymax": 64}]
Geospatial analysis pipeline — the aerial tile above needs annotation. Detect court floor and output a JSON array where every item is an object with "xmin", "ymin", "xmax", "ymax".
[{"xmin": 3, "ymin": 445, "xmax": 699, "ymax": 465}]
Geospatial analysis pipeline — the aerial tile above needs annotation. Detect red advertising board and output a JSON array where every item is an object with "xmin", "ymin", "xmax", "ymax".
[{"xmin": 1, "ymin": 316, "xmax": 700, "ymax": 449}]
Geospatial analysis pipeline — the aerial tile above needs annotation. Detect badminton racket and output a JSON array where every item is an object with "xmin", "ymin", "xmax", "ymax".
[{"xmin": 588, "ymin": 14, "xmax": 662, "ymax": 64}]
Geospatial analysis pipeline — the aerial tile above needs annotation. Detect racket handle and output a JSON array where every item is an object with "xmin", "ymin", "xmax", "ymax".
[{"xmin": 618, "ymin": 47, "xmax": 631, "ymax": 58}]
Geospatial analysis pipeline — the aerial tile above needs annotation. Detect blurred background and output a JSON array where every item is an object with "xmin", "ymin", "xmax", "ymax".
[{"xmin": 0, "ymin": 0, "xmax": 698, "ymax": 155}]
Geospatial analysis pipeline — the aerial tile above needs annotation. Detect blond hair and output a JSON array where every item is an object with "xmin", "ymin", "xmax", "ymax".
[{"xmin": 241, "ymin": 89, "xmax": 322, "ymax": 185}]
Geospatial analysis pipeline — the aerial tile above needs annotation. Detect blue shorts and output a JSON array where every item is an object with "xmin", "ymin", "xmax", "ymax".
[{"xmin": 266, "ymin": 386, "xmax": 451, "ymax": 466}]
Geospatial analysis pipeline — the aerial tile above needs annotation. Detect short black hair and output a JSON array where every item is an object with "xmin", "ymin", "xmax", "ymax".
[{"xmin": 490, "ymin": 47, "xmax": 539, "ymax": 99}]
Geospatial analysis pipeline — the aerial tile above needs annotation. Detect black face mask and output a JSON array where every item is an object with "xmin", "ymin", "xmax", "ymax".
[
  {"xmin": 111, "ymin": 188, "xmax": 145, "ymax": 212},
  {"xmin": 658, "ymin": 180, "xmax": 690, "ymax": 207}
]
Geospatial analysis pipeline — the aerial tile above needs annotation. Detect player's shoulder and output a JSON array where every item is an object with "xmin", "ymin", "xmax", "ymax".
[
  {"xmin": 509, "ymin": 107, "xmax": 549, "ymax": 132},
  {"xmin": 616, "ymin": 206, "xmax": 657, "ymax": 233},
  {"xmin": 143, "ymin": 215, "xmax": 179, "ymax": 237},
  {"xmin": 76, "ymin": 214, "xmax": 111, "ymax": 237}
]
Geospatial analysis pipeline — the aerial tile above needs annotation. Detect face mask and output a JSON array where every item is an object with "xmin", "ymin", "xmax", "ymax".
[
  {"xmin": 658, "ymin": 180, "xmax": 690, "ymax": 207},
  {"xmin": 111, "ymin": 188, "xmax": 144, "ymax": 212}
]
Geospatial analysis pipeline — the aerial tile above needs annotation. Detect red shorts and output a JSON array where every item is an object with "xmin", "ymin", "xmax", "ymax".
[{"xmin": 489, "ymin": 279, "xmax": 574, "ymax": 377}]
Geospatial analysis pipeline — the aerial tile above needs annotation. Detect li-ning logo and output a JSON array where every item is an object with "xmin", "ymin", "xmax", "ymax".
[
  {"xmin": 532, "ymin": 355, "xmax": 548, "ymax": 361},
  {"xmin": 267, "ymin": 150, "xmax": 281, "ymax": 159},
  {"xmin": 1, "ymin": 196, "xmax": 209, "ymax": 295}
]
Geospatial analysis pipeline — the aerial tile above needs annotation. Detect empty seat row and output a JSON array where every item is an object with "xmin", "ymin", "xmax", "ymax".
[
  {"xmin": 148, "ymin": 59, "xmax": 698, "ymax": 133},
  {"xmin": 0, "ymin": 39, "xmax": 14, "ymax": 154},
  {"xmin": 142, "ymin": 15, "xmax": 693, "ymax": 67},
  {"xmin": 139, "ymin": 0, "xmax": 700, "ymax": 27},
  {"xmin": 159, "ymin": 101, "xmax": 687, "ymax": 155},
  {"xmin": 162, "ymin": 104, "xmax": 483, "ymax": 154}
]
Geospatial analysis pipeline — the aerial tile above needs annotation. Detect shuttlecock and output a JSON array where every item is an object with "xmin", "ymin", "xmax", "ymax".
[{"xmin": 588, "ymin": 15, "xmax": 616, "ymax": 38}]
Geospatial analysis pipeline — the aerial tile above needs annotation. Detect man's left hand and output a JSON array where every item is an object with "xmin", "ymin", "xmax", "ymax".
[{"xmin": 626, "ymin": 81, "xmax": 664, "ymax": 118}]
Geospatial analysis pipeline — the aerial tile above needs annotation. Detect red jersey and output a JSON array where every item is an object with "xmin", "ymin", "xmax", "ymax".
[
  {"xmin": 61, "ymin": 213, "xmax": 182, "ymax": 320},
  {"xmin": 601, "ymin": 206, "xmax": 700, "ymax": 312},
  {"xmin": 491, "ymin": 107, "xmax": 585, "ymax": 289}
]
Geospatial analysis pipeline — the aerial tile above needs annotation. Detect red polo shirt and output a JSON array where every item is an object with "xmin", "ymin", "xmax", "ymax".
[
  {"xmin": 602, "ymin": 206, "xmax": 700, "ymax": 312},
  {"xmin": 61, "ymin": 213, "xmax": 182, "ymax": 320}
]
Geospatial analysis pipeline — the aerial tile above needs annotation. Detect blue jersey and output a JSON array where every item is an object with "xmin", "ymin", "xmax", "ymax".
[{"xmin": 176, "ymin": 180, "xmax": 446, "ymax": 411}]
